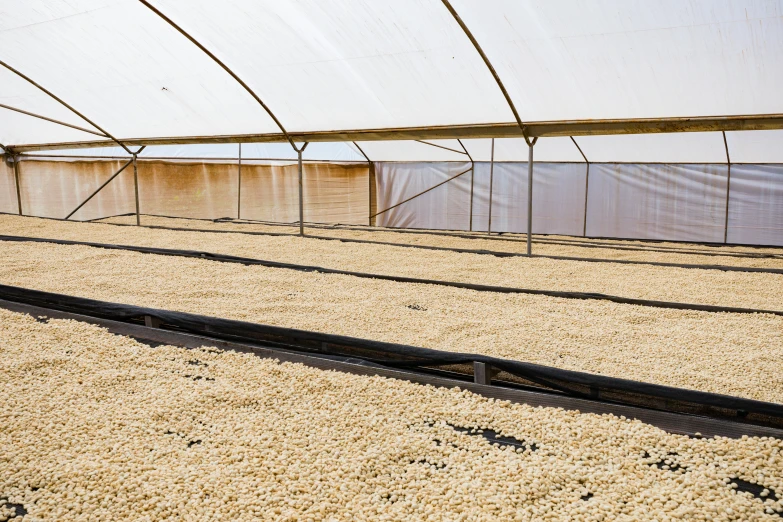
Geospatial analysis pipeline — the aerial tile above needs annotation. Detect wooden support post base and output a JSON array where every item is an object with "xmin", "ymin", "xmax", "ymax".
[{"xmin": 474, "ymin": 362, "xmax": 493, "ymax": 385}]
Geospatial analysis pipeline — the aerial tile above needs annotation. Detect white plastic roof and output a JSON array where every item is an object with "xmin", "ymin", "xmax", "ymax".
[{"xmin": 1, "ymin": 0, "xmax": 782, "ymax": 162}]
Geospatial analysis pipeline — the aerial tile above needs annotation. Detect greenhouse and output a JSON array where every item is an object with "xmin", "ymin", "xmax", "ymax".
[{"xmin": 1, "ymin": 1, "xmax": 783, "ymax": 520}]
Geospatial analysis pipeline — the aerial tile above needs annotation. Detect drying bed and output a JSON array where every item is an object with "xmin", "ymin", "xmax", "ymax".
[
  {"xmin": 2, "ymin": 307, "xmax": 783, "ymax": 521},
  {"xmin": 0, "ymin": 240, "xmax": 781, "ymax": 404},
  {"xmin": 97, "ymin": 214, "xmax": 783, "ymax": 269},
  {"xmin": 2, "ymin": 215, "xmax": 782, "ymax": 310}
]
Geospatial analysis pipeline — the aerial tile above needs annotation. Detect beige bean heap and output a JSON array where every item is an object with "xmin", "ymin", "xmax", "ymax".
[
  {"xmin": 1, "ymin": 308, "xmax": 782, "ymax": 521},
  {"xmin": 1, "ymin": 240, "xmax": 783, "ymax": 403},
  {"xmin": 97, "ymin": 214, "xmax": 783, "ymax": 270},
  {"xmin": 1, "ymin": 215, "xmax": 782, "ymax": 310}
]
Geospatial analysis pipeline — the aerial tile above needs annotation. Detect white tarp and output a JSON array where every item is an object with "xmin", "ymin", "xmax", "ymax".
[
  {"xmin": 1, "ymin": 1, "xmax": 781, "ymax": 155},
  {"xmin": 375, "ymin": 161, "xmax": 587, "ymax": 235},
  {"xmin": 375, "ymin": 162, "xmax": 472, "ymax": 230},
  {"xmin": 374, "ymin": 161, "xmax": 783, "ymax": 245},
  {"xmin": 726, "ymin": 130, "xmax": 783, "ymax": 164},
  {"xmin": 575, "ymin": 133, "xmax": 728, "ymax": 163},
  {"xmin": 726, "ymin": 164, "xmax": 783, "ymax": 245},
  {"xmin": 449, "ymin": 0, "xmax": 783, "ymax": 121},
  {"xmin": 584, "ymin": 164, "xmax": 729, "ymax": 242}
]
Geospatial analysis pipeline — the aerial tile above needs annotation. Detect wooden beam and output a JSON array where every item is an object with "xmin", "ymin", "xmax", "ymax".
[{"xmin": 8, "ymin": 113, "xmax": 783, "ymax": 152}]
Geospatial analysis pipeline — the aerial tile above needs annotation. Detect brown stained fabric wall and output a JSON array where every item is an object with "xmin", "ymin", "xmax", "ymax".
[
  {"xmin": 137, "ymin": 161, "xmax": 238, "ymax": 220},
  {"xmin": 17, "ymin": 160, "xmax": 135, "ymax": 221},
  {"xmin": 0, "ymin": 158, "xmax": 18, "ymax": 214},
  {"xmin": 10, "ymin": 159, "xmax": 370, "ymax": 224},
  {"xmin": 239, "ymin": 162, "xmax": 369, "ymax": 225}
]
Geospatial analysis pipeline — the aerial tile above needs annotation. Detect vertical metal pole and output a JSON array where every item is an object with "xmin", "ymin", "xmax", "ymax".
[
  {"xmin": 468, "ymin": 167, "xmax": 475, "ymax": 231},
  {"xmin": 526, "ymin": 140, "xmax": 535, "ymax": 256},
  {"xmin": 133, "ymin": 154, "xmax": 140, "ymax": 226},
  {"xmin": 582, "ymin": 163, "xmax": 590, "ymax": 237},
  {"xmin": 722, "ymin": 131, "xmax": 731, "ymax": 244},
  {"xmin": 487, "ymin": 139, "xmax": 495, "ymax": 234},
  {"xmin": 13, "ymin": 155, "xmax": 22, "ymax": 216},
  {"xmin": 298, "ymin": 148, "xmax": 304, "ymax": 236},
  {"xmin": 237, "ymin": 143, "xmax": 242, "ymax": 219}
]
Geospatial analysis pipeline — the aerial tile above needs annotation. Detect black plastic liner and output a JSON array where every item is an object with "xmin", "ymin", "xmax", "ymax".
[
  {"xmin": 210, "ymin": 215, "xmax": 783, "ymax": 259},
  {"xmin": 2, "ymin": 283, "xmax": 782, "ymax": 425},
  {"xmin": 5, "ymin": 212, "xmax": 781, "ymax": 273},
  {"xmin": 102, "ymin": 220, "xmax": 783, "ymax": 275},
  {"xmin": 2, "ymin": 234, "xmax": 781, "ymax": 317}
]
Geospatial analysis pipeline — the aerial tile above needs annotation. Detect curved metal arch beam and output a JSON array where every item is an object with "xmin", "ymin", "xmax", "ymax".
[
  {"xmin": 0, "ymin": 59, "xmax": 133, "ymax": 155},
  {"xmin": 138, "ymin": 0, "xmax": 302, "ymax": 153},
  {"xmin": 571, "ymin": 136, "xmax": 591, "ymax": 237},
  {"xmin": 352, "ymin": 141, "xmax": 372, "ymax": 163},
  {"xmin": 439, "ymin": 0, "xmax": 532, "ymax": 145},
  {"xmin": 570, "ymin": 136, "xmax": 589, "ymax": 164},
  {"xmin": 0, "ymin": 103, "xmax": 108, "ymax": 138}
]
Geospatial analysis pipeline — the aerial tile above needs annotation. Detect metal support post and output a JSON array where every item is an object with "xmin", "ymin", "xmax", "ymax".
[
  {"xmin": 133, "ymin": 154, "xmax": 140, "ymax": 226},
  {"xmin": 144, "ymin": 315, "xmax": 162, "ymax": 328},
  {"xmin": 722, "ymin": 131, "xmax": 731, "ymax": 244},
  {"xmin": 13, "ymin": 155, "xmax": 22, "ymax": 216},
  {"xmin": 237, "ymin": 143, "xmax": 242, "ymax": 219},
  {"xmin": 469, "ymin": 168, "xmax": 475, "ymax": 231},
  {"xmin": 582, "ymin": 163, "xmax": 590, "ymax": 237},
  {"xmin": 457, "ymin": 139, "xmax": 474, "ymax": 232},
  {"xmin": 298, "ymin": 148, "xmax": 304, "ymax": 236},
  {"xmin": 487, "ymin": 138, "xmax": 495, "ymax": 234},
  {"xmin": 526, "ymin": 138, "xmax": 537, "ymax": 256}
]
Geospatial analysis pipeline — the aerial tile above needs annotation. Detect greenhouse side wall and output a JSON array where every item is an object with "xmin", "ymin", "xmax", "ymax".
[
  {"xmin": 375, "ymin": 161, "xmax": 783, "ymax": 246},
  {"xmin": 2, "ymin": 159, "xmax": 370, "ymax": 225},
  {"xmin": 2, "ymin": 157, "xmax": 782, "ymax": 246},
  {"xmin": 0, "ymin": 158, "xmax": 19, "ymax": 215}
]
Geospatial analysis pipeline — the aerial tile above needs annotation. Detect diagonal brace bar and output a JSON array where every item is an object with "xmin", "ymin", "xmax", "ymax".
[
  {"xmin": 372, "ymin": 165, "xmax": 473, "ymax": 219},
  {"xmin": 65, "ymin": 159, "xmax": 133, "ymax": 220},
  {"xmin": 0, "ymin": 103, "xmax": 108, "ymax": 138}
]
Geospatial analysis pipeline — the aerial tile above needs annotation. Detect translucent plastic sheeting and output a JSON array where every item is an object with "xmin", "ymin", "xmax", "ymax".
[
  {"xmin": 375, "ymin": 161, "xmax": 587, "ymax": 235},
  {"xmin": 375, "ymin": 162, "xmax": 473, "ymax": 230},
  {"xmin": 576, "ymin": 133, "xmax": 729, "ymax": 164},
  {"xmin": 471, "ymin": 162, "xmax": 587, "ymax": 234},
  {"xmin": 462, "ymin": 137, "xmax": 585, "ymax": 162},
  {"xmin": 450, "ymin": 0, "xmax": 783, "ymax": 121},
  {"xmin": 239, "ymin": 163, "xmax": 369, "ymax": 224},
  {"xmin": 0, "ymin": 0, "xmax": 281, "ymax": 145},
  {"xmin": 2, "ymin": 158, "xmax": 370, "ymax": 224},
  {"xmin": 149, "ymin": 0, "xmax": 512, "ymax": 132},
  {"xmin": 0, "ymin": 64, "xmax": 94, "ymax": 130},
  {"xmin": 355, "ymin": 141, "xmax": 469, "ymax": 162},
  {"xmin": 137, "ymin": 161, "xmax": 369, "ymax": 223},
  {"xmin": 585, "ymin": 164, "xmax": 729, "ymax": 242},
  {"xmin": 2, "ymin": 1, "xmax": 783, "ymax": 151},
  {"xmin": 0, "ymin": 158, "xmax": 19, "ymax": 214},
  {"xmin": 13, "ymin": 160, "xmax": 135, "ymax": 221},
  {"xmin": 726, "ymin": 164, "xmax": 783, "ymax": 245},
  {"xmin": 0, "ymin": 105, "xmax": 101, "ymax": 147},
  {"xmin": 726, "ymin": 130, "xmax": 783, "ymax": 163},
  {"xmin": 359, "ymin": 138, "xmax": 584, "ymax": 163}
]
